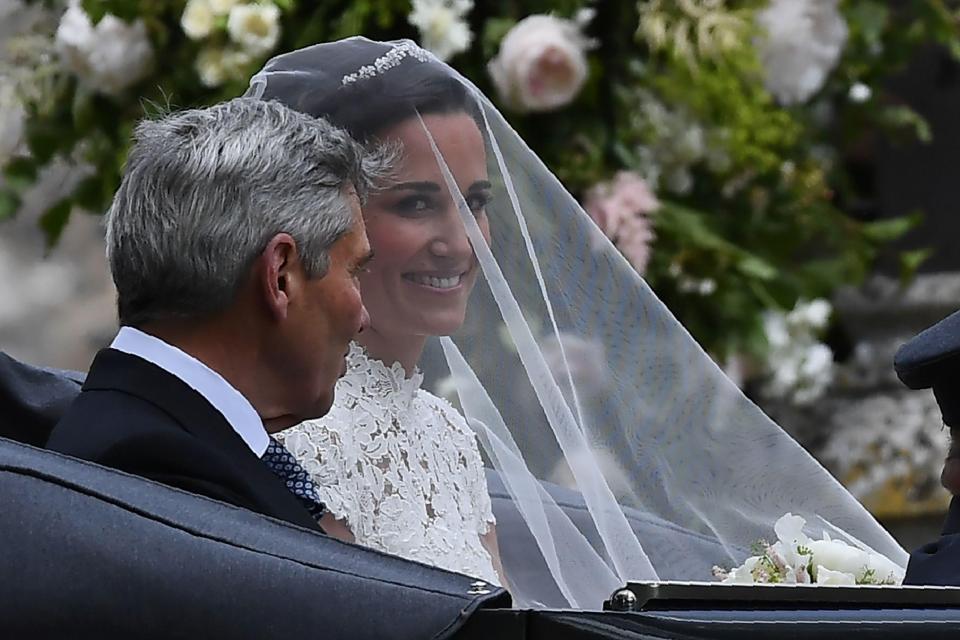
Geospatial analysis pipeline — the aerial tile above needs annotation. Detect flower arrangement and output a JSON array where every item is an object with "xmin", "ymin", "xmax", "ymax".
[
  {"xmin": 1, "ymin": 0, "xmax": 955, "ymax": 371},
  {"xmin": 714, "ymin": 513, "xmax": 905, "ymax": 585}
]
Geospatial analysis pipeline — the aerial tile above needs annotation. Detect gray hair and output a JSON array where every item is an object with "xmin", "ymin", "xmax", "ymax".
[{"xmin": 106, "ymin": 97, "xmax": 388, "ymax": 327}]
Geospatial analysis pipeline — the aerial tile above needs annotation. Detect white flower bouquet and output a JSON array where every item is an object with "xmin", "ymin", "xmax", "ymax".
[{"xmin": 713, "ymin": 513, "xmax": 905, "ymax": 586}]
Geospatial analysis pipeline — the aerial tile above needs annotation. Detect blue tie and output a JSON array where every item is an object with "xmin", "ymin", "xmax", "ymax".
[{"xmin": 261, "ymin": 438, "xmax": 326, "ymax": 521}]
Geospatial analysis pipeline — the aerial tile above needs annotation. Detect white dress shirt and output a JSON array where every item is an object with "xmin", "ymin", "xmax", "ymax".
[{"xmin": 110, "ymin": 326, "xmax": 269, "ymax": 457}]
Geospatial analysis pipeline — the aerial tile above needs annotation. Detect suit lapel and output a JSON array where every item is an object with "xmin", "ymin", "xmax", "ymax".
[{"xmin": 83, "ymin": 349, "xmax": 322, "ymax": 532}]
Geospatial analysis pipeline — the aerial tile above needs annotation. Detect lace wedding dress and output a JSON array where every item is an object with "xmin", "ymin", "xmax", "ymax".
[{"xmin": 277, "ymin": 343, "xmax": 500, "ymax": 585}]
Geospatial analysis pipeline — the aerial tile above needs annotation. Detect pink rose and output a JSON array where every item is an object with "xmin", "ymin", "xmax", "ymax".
[
  {"xmin": 583, "ymin": 171, "xmax": 659, "ymax": 274},
  {"xmin": 488, "ymin": 14, "xmax": 594, "ymax": 112}
]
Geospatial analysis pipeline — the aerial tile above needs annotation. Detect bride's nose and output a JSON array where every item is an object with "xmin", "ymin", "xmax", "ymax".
[{"xmin": 429, "ymin": 206, "xmax": 473, "ymax": 259}]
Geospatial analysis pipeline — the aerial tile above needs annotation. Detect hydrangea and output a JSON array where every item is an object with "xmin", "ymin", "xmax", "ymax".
[
  {"xmin": 755, "ymin": 0, "xmax": 848, "ymax": 105},
  {"xmin": 407, "ymin": 0, "xmax": 473, "ymax": 62},
  {"xmin": 583, "ymin": 171, "xmax": 659, "ymax": 274},
  {"xmin": 54, "ymin": 1, "xmax": 154, "ymax": 96},
  {"xmin": 488, "ymin": 12, "xmax": 595, "ymax": 112}
]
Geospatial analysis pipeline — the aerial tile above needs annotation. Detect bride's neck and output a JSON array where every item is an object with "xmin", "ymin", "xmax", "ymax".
[{"xmin": 356, "ymin": 328, "xmax": 427, "ymax": 378}]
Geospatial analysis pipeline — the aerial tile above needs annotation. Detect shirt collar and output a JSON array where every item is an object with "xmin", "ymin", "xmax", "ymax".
[{"xmin": 110, "ymin": 326, "xmax": 270, "ymax": 457}]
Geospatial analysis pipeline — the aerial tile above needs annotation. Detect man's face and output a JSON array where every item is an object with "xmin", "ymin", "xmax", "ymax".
[
  {"xmin": 943, "ymin": 427, "xmax": 960, "ymax": 496},
  {"xmin": 277, "ymin": 189, "xmax": 372, "ymax": 422}
]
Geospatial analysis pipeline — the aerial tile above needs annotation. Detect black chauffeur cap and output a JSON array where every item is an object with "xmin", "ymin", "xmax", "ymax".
[{"xmin": 895, "ymin": 308, "xmax": 960, "ymax": 427}]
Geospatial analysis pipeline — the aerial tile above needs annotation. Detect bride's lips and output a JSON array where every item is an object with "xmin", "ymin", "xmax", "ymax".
[{"xmin": 402, "ymin": 269, "xmax": 471, "ymax": 293}]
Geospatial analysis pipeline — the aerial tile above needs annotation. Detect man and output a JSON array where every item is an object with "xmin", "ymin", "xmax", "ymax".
[
  {"xmin": 46, "ymin": 98, "xmax": 382, "ymax": 534},
  {"xmin": 894, "ymin": 308, "xmax": 960, "ymax": 584}
]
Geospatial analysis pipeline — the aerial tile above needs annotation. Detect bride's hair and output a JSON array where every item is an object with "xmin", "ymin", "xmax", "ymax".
[{"xmin": 248, "ymin": 38, "xmax": 481, "ymax": 143}]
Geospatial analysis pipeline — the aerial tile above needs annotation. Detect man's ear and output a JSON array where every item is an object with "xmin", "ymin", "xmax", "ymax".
[{"xmin": 257, "ymin": 233, "xmax": 301, "ymax": 322}]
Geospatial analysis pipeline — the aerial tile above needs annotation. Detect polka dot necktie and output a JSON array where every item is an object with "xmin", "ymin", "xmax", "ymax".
[{"xmin": 261, "ymin": 437, "xmax": 326, "ymax": 522}]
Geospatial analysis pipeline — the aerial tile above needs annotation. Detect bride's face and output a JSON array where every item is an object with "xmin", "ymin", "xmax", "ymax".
[{"xmin": 359, "ymin": 111, "xmax": 491, "ymax": 338}]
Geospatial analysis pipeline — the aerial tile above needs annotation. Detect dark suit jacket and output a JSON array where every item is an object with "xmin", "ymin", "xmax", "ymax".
[
  {"xmin": 904, "ymin": 496, "xmax": 960, "ymax": 586},
  {"xmin": 46, "ymin": 348, "xmax": 322, "ymax": 533}
]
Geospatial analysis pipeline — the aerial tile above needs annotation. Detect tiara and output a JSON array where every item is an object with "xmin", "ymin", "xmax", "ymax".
[{"xmin": 341, "ymin": 41, "xmax": 430, "ymax": 86}]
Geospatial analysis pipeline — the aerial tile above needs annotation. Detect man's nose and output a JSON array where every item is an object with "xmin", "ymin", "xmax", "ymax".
[{"xmin": 358, "ymin": 303, "xmax": 371, "ymax": 334}]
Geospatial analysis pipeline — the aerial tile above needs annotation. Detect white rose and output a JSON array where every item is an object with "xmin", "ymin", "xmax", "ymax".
[
  {"xmin": 55, "ymin": 2, "xmax": 154, "ymax": 96},
  {"xmin": 488, "ymin": 14, "xmax": 594, "ymax": 112},
  {"xmin": 809, "ymin": 538, "xmax": 869, "ymax": 580},
  {"xmin": 815, "ymin": 565, "xmax": 856, "ymax": 585},
  {"xmin": 408, "ymin": 0, "xmax": 473, "ymax": 62},
  {"xmin": 227, "ymin": 3, "xmax": 280, "ymax": 55},
  {"xmin": 181, "ymin": 0, "xmax": 216, "ymax": 40},
  {"xmin": 756, "ymin": 0, "xmax": 848, "ymax": 105}
]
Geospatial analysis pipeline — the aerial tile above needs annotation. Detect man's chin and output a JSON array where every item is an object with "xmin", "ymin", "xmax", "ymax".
[
  {"xmin": 263, "ymin": 414, "xmax": 301, "ymax": 434},
  {"xmin": 943, "ymin": 457, "xmax": 960, "ymax": 496}
]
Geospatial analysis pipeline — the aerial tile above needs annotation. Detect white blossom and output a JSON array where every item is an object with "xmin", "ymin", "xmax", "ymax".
[
  {"xmin": 55, "ymin": 2, "xmax": 154, "ymax": 96},
  {"xmin": 488, "ymin": 13, "xmax": 595, "ymax": 113},
  {"xmin": 848, "ymin": 82, "xmax": 872, "ymax": 103},
  {"xmin": 756, "ymin": 0, "xmax": 848, "ymax": 105},
  {"xmin": 181, "ymin": 0, "xmax": 216, "ymax": 40},
  {"xmin": 407, "ymin": 0, "xmax": 473, "ymax": 62},
  {"xmin": 0, "ymin": 83, "xmax": 25, "ymax": 166},
  {"xmin": 761, "ymin": 299, "xmax": 835, "ymax": 405},
  {"xmin": 227, "ymin": 3, "xmax": 280, "ymax": 55},
  {"xmin": 195, "ymin": 46, "xmax": 252, "ymax": 87}
]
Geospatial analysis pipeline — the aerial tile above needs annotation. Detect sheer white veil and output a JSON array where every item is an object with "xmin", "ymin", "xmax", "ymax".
[{"xmin": 246, "ymin": 37, "xmax": 906, "ymax": 609}]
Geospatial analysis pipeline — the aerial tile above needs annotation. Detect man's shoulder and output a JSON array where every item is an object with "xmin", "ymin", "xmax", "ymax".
[{"xmin": 47, "ymin": 384, "xmax": 181, "ymax": 449}]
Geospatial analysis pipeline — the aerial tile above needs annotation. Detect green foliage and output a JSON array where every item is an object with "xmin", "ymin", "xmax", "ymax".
[{"xmin": 4, "ymin": 0, "xmax": 955, "ymax": 357}]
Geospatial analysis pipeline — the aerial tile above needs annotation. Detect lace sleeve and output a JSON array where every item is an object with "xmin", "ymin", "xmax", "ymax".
[
  {"xmin": 435, "ymin": 398, "xmax": 496, "ymax": 535},
  {"xmin": 469, "ymin": 431, "xmax": 496, "ymax": 534},
  {"xmin": 275, "ymin": 418, "xmax": 353, "ymax": 523}
]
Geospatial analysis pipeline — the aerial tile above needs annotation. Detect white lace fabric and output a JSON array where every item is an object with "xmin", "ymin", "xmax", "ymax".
[{"xmin": 278, "ymin": 343, "xmax": 499, "ymax": 586}]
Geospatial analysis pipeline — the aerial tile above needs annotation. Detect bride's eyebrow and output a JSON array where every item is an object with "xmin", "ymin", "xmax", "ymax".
[
  {"xmin": 468, "ymin": 181, "xmax": 492, "ymax": 192},
  {"xmin": 389, "ymin": 181, "xmax": 441, "ymax": 192}
]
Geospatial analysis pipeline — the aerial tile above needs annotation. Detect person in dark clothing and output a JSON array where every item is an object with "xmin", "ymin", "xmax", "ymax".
[
  {"xmin": 46, "ymin": 97, "xmax": 387, "ymax": 536},
  {"xmin": 896, "ymin": 308, "xmax": 960, "ymax": 585}
]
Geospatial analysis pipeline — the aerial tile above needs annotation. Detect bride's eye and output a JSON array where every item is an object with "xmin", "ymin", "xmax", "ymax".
[
  {"xmin": 393, "ymin": 195, "xmax": 432, "ymax": 216},
  {"xmin": 466, "ymin": 192, "xmax": 492, "ymax": 216}
]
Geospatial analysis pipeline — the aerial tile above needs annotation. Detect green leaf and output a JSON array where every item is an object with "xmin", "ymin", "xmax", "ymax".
[
  {"xmin": 72, "ymin": 86, "xmax": 97, "ymax": 131},
  {"xmin": 879, "ymin": 105, "xmax": 932, "ymax": 143},
  {"xmin": 39, "ymin": 199, "xmax": 73, "ymax": 249},
  {"xmin": 72, "ymin": 175, "xmax": 110, "ymax": 211},
  {"xmin": 861, "ymin": 211, "xmax": 922, "ymax": 242},
  {"xmin": 737, "ymin": 254, "xmax": 778, "ymax": 281},
  {"xmin": 25, "ymin": 124, "xmax": 64, "ymax": 164},
  {"xmin": 0, "ymin": 188, "xmax": 21, "ymax": 221},
  {"xmin": 3, "ymin": 157, "xmax": 38, "ymax": 192},
  {"xmin": 899, "ymin": 248, "xmax": 933, "ymax": 282}
]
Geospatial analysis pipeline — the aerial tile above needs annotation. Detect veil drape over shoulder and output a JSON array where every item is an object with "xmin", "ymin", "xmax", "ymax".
[{"xmin": 247, "ymin": 37, "xmax": 906, "ymax": 609}]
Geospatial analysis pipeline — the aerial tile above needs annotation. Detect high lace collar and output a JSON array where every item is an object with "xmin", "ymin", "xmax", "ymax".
[{"xmin": 345, "ymin": 342, "xmax": 424, "ymax": 408}]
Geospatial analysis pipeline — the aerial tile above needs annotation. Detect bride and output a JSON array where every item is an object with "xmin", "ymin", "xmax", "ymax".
[
  {"xmin": 249, "ymin": 38, "xmax": 505, "ymax": 587},
  {"xmin": 247, "ymin": 37, "xmax": 907, "ymax": 608}
]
